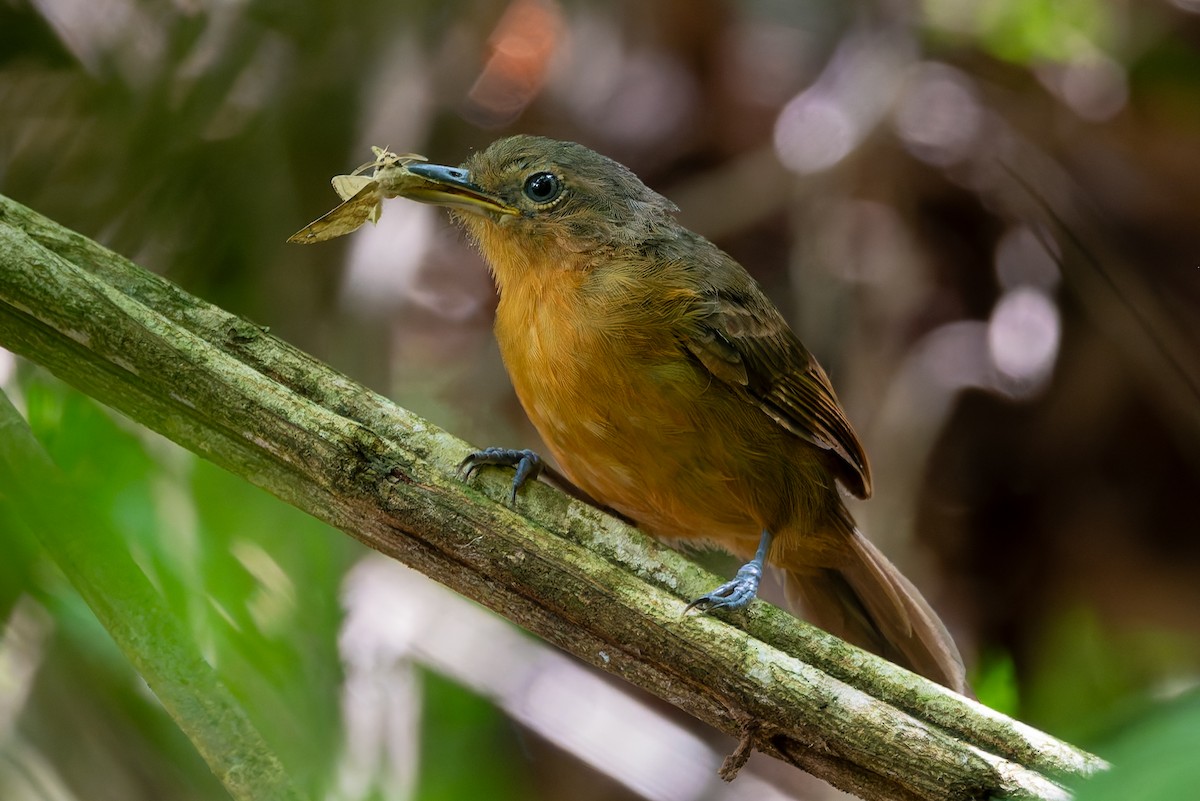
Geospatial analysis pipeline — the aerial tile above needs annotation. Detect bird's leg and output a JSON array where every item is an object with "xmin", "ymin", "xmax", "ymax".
[
  {"xmin": 685, "ymin": 528, "xmax": 773, "ymax": 612},
  {"xmin": 457, "ymin": 447, "xmax": 543, "ymax": 504}
]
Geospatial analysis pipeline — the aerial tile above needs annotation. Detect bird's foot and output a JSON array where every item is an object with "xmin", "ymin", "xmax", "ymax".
[
  {"xmin": 685, "ymin": 528, "xmax": 773, "ymax": 613},
  {"xmin": 684, "ymin": 561, "xmax": 763, "ymax": 612},
  {"xmin": 457, "ymin": 447, "xmax": 543, "ymax": 505}
]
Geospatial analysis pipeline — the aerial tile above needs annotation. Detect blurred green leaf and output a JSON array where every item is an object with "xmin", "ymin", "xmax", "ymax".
[
  {"xmin": 1023, "ymin": 607, "xmax": 1199, "ymax": 744},
  {"xmin": 3, "ymin": 370, "xmax": 339, "ymax": 799},
  {"xmin": 924, "ymin": 0, "xmax": 1116, "ymax": 64},
  {"xmin": 189, "ymin": 455, "xmax": 356, "ymax": 791},
  {"xmin": 416, "ymin": 671, "xmax": 533, "ymax": 801},
  {"xmin": 1074, "ymin": 691, "xmax": 1200, "ymax": 801},
  {"xmin": 971, "ymin": 649, "xmax": 1020, "ymax": 717}
]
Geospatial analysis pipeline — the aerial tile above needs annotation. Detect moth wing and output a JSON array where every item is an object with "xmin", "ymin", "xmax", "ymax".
[
  {"xmin": 331, "ymin": 174, "xmax": 374, "ymax": 202},
  {"xmin": 287, "ymin": 182, "xmax": 381, "ymax": 244}
]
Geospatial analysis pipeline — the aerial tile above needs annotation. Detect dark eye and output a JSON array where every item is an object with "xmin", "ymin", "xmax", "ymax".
[{"xmin": 523, "ymin": 172, "xmax": 562, "ymax": 204}]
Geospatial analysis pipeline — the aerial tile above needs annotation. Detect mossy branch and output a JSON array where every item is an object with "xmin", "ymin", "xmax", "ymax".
[{"xmin": 0, "ymin": 194, "xmax": 1106, "ymax": 801}]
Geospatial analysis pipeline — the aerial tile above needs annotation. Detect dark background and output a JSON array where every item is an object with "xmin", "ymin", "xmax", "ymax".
[{"xmin": 1, "ymin": 1, "xmax": 1198, "ymax": 799}]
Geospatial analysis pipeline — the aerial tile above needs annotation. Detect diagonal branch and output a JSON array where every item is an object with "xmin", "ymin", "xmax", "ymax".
[{"xmin": 0, "ymin": 194, "xmax": 1106, "ymax": 801}]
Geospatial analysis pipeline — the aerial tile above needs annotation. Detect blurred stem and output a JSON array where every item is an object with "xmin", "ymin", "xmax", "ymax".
[
  {"xmin": 0, "ymin": 193, "xmax": 1106, "ymax": 801},
  {"xmin": 0, "ymin": 388, "xmax": 305, "ymax": 801}
]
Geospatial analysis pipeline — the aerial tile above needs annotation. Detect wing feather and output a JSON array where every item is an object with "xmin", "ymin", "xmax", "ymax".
[{"xmin": 682, "ymin": 278, "xmax": 872, "ymax": 498}]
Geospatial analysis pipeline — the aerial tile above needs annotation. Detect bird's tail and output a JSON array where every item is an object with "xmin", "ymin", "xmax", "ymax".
[{"xmin": 783, "ymin": 529, "xmax": 970, "ymax": 696}]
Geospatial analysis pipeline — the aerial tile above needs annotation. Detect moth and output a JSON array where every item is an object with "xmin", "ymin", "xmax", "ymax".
[{"xmin": 288, "ymin": 147, "xmax": 430, "ymax": 243}]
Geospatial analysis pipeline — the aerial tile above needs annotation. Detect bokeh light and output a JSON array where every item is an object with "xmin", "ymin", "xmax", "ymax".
[
  {"xmin": 894, "ymin": 62, "xmax": 982, "ymax": 167},
  {"xmin": 988, "ymin": 286, "xmax": 1062, "ymax": 394}
]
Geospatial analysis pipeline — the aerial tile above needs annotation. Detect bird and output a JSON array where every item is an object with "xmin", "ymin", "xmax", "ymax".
[{"xmin": 399, "ymin": 135, "xmax": 969, "ymax": 694}]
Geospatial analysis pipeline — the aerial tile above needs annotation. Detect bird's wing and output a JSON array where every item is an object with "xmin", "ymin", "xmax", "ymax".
[{"xmin": 683, "ymin": 284, "xmax": 872, "ymax": 499}]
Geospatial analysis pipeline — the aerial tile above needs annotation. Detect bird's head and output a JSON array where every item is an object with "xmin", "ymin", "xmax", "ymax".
[{"xmin": 403, "ymin": 136, "xmax": 679, "ymax": 280}]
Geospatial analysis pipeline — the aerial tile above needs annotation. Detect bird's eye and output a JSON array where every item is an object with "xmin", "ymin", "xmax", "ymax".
[{"xmin": 522, "ymin": 172, "xmax": 562, "ymax": 204}]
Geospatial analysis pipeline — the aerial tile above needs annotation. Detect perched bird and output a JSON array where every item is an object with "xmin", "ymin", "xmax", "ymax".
[{"xmin": 401, "ymin": 136, "xmax": 968, "ymax": 694}]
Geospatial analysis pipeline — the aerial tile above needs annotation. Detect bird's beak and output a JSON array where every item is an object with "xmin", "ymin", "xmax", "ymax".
[{"xmin": 401, "ymin": 163, "xmax": 520, "ymax": 217}]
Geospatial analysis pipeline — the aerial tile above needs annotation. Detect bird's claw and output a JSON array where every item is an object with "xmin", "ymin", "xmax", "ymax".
[
  {"xmin": 457, "ymin": 447, "xmax": 543, "ymax": 504},
  {"xmin": 685, "ymin": 562, "xmax": 763, "ymax": 613}
]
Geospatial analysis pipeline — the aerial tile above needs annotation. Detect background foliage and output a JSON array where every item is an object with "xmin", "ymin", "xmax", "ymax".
[{"xmin": 1, "ymin": 1, "xmax": 1198, "ymax": 799}]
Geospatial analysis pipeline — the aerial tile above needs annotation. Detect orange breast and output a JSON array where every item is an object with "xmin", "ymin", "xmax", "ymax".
[{"xmin": 491, "ymin": 263, "xmax": 835, "ymax": 558}]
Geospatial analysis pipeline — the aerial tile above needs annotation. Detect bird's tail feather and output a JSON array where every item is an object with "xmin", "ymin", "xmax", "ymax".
[{"xmin": 784, "ymin": 530, "xmax": 970, "ymax": 696}]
